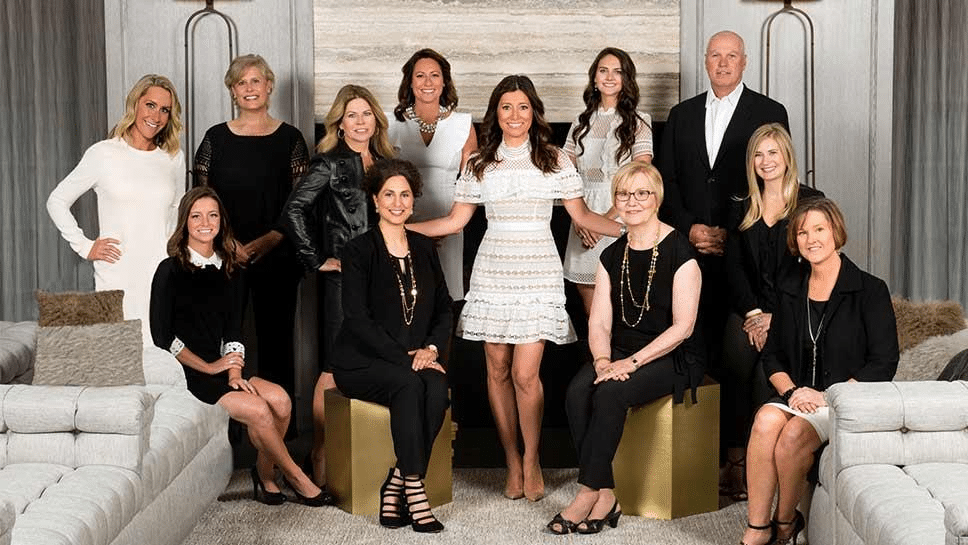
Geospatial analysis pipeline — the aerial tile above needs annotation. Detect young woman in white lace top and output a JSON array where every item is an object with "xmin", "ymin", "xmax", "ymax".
[
  {"xmin": 408, "ymin": 75, "xmax": 622, "ymax": 502},
  {"xmin": 563, "ymin": 48, "xmax": 653, "ymax": 315}
]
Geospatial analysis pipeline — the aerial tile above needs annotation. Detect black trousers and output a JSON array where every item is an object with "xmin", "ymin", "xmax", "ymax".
[
  {"xmin": 721, "ymin": 312, "xmax": 773, "ymax": 449},
  {"xmin": 317, "ymin": 271, "xmax": 343, "ymax": 372},
  {"xmin": 565, "ymin": 356, "xmax": 679, "ymax": 490},
  {"xmin": 242, "ymin": 250, "xmax": 301, "ymax": 397},
  {"xmin": 334, "ymin": 363, "xmax": 449, "ymax": 477}
]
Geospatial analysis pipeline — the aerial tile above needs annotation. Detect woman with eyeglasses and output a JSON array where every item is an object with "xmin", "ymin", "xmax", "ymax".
[{"xmin": 549, "ymin": 161, "xmax": 702, "ymax": 535}]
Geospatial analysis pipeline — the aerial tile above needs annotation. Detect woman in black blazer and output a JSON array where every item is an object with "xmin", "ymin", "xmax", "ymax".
[
  {"xmin": 721, "ymin": 123, "xmax": 823, "ymax": 500},
  {"xmin": 740, "ymin": 198, "xmax": 898, "ymax": 545},
  {"xmin": 331, "ymin": 159, "xmax": 452, "ymax": 533}
]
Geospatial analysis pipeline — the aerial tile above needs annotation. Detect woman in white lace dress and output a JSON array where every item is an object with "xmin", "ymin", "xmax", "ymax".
[
  {"xmin": 388, "ymin": 49, "xmax": 477, "ymax": 301},
  {"xmin": 563, "ymin": 48, "xmax": 653, "ymax": 314},
  {"xmin": 409, "ymin": 75, "xmax": 622, "ymax": 502}
]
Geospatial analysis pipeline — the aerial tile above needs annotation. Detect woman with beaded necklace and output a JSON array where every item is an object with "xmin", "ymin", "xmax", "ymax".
[
  {"xmin": 409, "ymin": 75, "xmax": 622, "ymax": 502},
  {"xmin": 548, "ymin": 161, "xmax": 702, "ymax": 535},
  {"xmin": 330, "ymin": 159, "xmax": 452, "ymax": 533},
  {"xmin": 388, "ymin": 49, "xmax": 477, "ymax": 301}
]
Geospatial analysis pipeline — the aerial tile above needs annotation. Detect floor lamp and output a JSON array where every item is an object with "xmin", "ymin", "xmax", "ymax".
[
  {"xmin": 183, "ymin": 0, "xmax": 239, "ymax": 189},
  {"xmin": 762, "ymin": 0, "xmax": 817, "ymax": 189}
]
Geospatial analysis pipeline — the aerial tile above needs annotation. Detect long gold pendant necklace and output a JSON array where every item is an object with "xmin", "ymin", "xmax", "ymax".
[
  {"xmin": 620, "ymin": 224, "xmax": 661, "ymax": 327},
  {"xmin": 391, "ymin": 251, "xmax": 418, "ymax": 325}
]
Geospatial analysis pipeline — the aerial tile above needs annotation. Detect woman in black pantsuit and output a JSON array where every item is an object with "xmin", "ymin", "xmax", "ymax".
[
  {"xmin": 331, "ymin": 159, "xmax": 451, "ymax": 533},
  {"xmin": 548, "ymin": 162, "xmax": 703, "ymax": 535}
]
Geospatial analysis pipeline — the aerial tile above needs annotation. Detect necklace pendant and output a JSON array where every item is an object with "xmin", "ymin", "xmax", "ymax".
[{"xmin": 411, "ymin": 288, "xmax": 417, "ymax": 297}]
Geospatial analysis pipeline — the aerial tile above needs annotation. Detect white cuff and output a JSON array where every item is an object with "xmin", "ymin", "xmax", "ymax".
[
  {"xmin": 221, "ymin": 341, "xmax": 245, "ymax": 358},
  {"xmin": 169, "ymin": 337, "xmax": 185, "ymax": 357}
]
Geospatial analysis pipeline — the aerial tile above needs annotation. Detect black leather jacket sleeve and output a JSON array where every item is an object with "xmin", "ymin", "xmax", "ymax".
[{"xmin": 283, "ymin": 155, "xmax": 334, "ymax": 272}]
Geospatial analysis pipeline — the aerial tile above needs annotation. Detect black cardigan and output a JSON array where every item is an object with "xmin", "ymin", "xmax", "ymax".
[
  {"xmin": 761, "ymin": 254, "xmax": 899, "ymax": 390},
  {"xmin": 331, "ymin": 228, "xmax": 453, "ymax": 371},
  {"xmin": 725, "ymin": 184, "xmax": 824, "ymax": 316}
]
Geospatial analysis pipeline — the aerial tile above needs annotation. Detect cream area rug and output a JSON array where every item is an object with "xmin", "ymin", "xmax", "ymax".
[{"xmin": 183, "ymin": 468, "xmax": 749, "ymax": 545}]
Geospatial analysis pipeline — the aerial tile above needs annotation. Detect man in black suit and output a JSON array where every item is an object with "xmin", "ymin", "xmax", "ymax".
[{"xmin": 658, "ymin": 30, "xmax": 789, "ymax": 494}]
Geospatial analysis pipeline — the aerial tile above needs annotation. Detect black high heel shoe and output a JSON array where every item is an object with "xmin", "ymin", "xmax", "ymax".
[
  {"xmin": 281, "ymin": 474, "xmax": 334, "ymax": 507},
  {"xmin": 250, "ymin": 467, "xmax": 286, "ymax": 505},
  {"xmin": 379, "ymin": 468, "xmax": 410, "ymax": 529},
  {"xmin": 774, "ymin": 510, "xmax": 804, "ymax": 545},
  {"xmin": 404, "ymin": 474, "xmax": 444, "ymax": 533},
  {"xmin": 545, "ymin": 513, "xmax": 579, "ymax": 535},
  {"xmin": 740, "ymin": 520, "xmax": 777, "ymax": 545},
  {"xmin": 577, "ymin": 500, "xmax": 622, "ymax": 534}
]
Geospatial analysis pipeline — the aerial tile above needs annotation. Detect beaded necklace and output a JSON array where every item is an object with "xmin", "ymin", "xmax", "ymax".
[
  {"xmin": 405, "ymin": 104, "xmax": 448, "ymax": 134},
  {"xmin": 390, "ymin": 250, "xmax": 418, "ymax": 325},
  {"xmin": 619, "ymin": 225, "xmax": 661, "ymax": 327}
]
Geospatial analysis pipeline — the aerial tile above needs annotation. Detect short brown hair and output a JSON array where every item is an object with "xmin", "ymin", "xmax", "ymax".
[
  {"xmin": 364, "ymin": 158, "xmax": 423, "ymax": 198},
  {"xmin": 786, "ymin": 197, "xmax": 848, "ymax": 256}
]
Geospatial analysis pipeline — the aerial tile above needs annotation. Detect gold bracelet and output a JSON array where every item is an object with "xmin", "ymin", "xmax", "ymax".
[
  {"xmin": 745, "ymin": 308, "xmax": 763, "ymax": 319},
  {"xmin": 593, "ymin": 355, "xmax": 610, "ymax": 364}
]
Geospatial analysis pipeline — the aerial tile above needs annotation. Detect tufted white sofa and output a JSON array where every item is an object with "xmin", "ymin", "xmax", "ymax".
[
  {"xmin": 809, "ymin": 380, "xmax": 968, "ymax": 545},
  {"xmin": 0, "ymin": 321, "xmax": 232, "ymax": 545}
]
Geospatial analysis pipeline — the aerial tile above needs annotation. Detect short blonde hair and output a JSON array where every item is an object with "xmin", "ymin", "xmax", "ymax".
[
  {"xmin": 110, "ymin": 74, "xmax": 182, "ymax": 156},
  {"xmin": 224, "ymin": 54, "xmax": 275, "ymax": 107},
  {"xmin": 611, "ymin": 161, "xmax": 664, "ymax": 208},
  {"xmin": 786, "ymin": 197, "xmax": 848, "ymax": 256}
]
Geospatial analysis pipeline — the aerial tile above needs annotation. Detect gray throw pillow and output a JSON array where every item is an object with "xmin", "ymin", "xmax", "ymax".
[{"xmin": 33, "ymin": 320, "xmax": 145, "ymax": 386}]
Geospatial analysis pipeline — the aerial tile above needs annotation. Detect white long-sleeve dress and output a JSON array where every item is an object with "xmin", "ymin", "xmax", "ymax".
[{"xmin": 47, "ymin": 137, "xmax": 184, "ymax": 339}]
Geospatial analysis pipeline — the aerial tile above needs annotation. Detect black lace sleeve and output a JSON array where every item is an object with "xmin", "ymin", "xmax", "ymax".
[
  {"xmin": 289, "ymin": 130, "xmax": 310, "ymax": 187},
  {"xmin": 193, "ymin": 130, "xmax": 214, "ymax": 188}
]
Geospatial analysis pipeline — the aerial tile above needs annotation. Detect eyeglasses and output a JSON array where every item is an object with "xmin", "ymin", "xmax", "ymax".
[{"xmin": 614, "ymin": 189, "xmax": 656, "ymax": 202}]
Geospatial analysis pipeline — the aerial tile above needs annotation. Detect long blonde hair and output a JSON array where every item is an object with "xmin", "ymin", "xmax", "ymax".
[
  {"xmin": 110, "ymin": 74, "xmax": 183, "ymax": 156},
  {"xmin": 739, "ymin": 123, "xmax": 799, "ymax": 231},
  {"xmin": 317, "ymin": 85, "xmax": 394, "ymax": 159}
]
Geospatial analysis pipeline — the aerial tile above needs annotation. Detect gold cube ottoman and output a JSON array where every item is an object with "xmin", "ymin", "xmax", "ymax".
[
  {"xmin": 324, "ymin": 388, "xmax": 453, "ymax": 515},
  {"xmin": 612, "ymin": 379, "xmax": 720, "ymax": 519}
]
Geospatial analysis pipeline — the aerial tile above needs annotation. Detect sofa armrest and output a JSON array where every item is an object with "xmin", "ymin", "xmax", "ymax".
[
  {"xmin": 827, "ymin": 381, "xmax": 968, "ymax": 474},
  {"xmin": 0, "ymin": 385, "xmax": 154, "ymax": 471},
  {"xmin": 0, "ymin": 322, "xmax": 36, "ymax": 385}
]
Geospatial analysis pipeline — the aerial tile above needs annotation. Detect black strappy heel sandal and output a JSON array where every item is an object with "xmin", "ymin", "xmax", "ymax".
[
  {"xmin": 404, "ymin": 475, "xmax": 444, "ymax": 533},
  {"xmin": 545, "ymin": 513, "xmax": 579, "ymax": 535},
  {"xmin": 740, "ymin": 520, "xmax": 776, "ymax": 545},
  {"xmin": 378, "ymin": 467, "xmax": 410, "ymax": 528},
  {"xmin": 774, "ymin": 510, "xmax": 804, "ymax": 545},
  {"xmin": 577, "ymin": 500, "xmax": 622, "ymax": 534}
]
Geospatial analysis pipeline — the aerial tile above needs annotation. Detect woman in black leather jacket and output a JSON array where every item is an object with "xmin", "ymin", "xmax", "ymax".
[{"xmin": 283, "ymin": 83, "xmax": 395, "ymax": 490}]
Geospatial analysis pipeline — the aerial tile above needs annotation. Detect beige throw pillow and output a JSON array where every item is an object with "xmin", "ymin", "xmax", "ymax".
[{"xmin": 33, "ymin": 320, "xmax": 145, "ymax": 386}]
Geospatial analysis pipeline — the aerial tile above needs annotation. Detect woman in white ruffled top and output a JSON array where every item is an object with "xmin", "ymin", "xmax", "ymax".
[
  {"xmin": 563, "ymin": 48, "xmax": 653, "ymax": 315},
  {"xmin": 409, "ymin": 75, "xmax": 622, "ymax": 503},
  {"xmin": 388, "ymin": 49, "xmax": 477, "ymax": 301}
]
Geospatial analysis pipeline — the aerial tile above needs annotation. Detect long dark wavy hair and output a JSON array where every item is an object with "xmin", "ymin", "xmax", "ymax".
[
  {"xmin": 571, "ymin": 48, "xmax": 647, "ymax": 164},
  {"xmin": 393, "ymin": 49, "xmax": 459, "ymax": 122},
  {"xmin": 468, "ymin": 75, "xmax": 559, "ymax": 179},
  {"xmin": 167, "ymin": 187, "xmax": 239, "ymax": 276}
]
